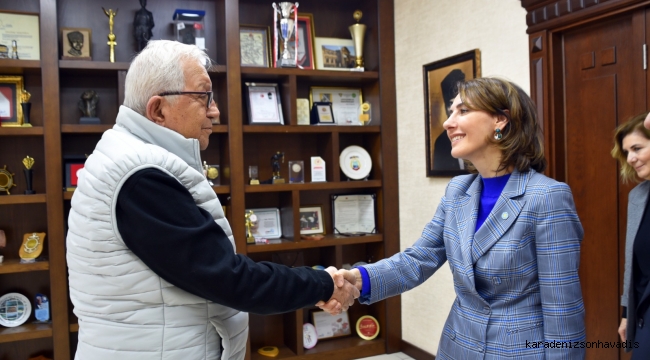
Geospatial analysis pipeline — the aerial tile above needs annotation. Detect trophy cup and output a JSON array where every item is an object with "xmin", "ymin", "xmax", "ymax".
[
  {"xmin": 349, "ymin": 10, "xmax": 366, "ymax": 71},
  {"xmin": 245, "ymin": 210, "xmax": 257, "ymax": 244},
  {"xmin": 21, "ymin": 90, "xmax": 32, "ymax": 127},
  {"xmin": 22, "ymin": 156, "xmax": 35, "ymax": 194},
  {"xmin": 103, "ymin": 7, "xmax": 118, "ymax": 62},
  {"xmin": 272, "ymin": 2, "xmax": 299, "ymax": 68}
]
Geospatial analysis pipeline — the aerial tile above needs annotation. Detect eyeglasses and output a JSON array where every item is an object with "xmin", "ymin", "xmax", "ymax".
[{"xmin": 158, "ymin": 91, "xmax": 214, "ymax": 109}]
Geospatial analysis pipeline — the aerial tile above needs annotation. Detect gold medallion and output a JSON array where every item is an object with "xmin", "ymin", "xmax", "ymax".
[{"xmin": 0, "ymin": 165, "xmax": 16, "ymax": 194}]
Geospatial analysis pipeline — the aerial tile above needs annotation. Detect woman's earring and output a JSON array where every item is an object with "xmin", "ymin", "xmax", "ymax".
[{"xmin": 494, "ymin": 128, "xmax": 502, "ymax": 140}]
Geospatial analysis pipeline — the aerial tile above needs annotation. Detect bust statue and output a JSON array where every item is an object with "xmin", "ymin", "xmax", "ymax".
[
  {"xmin": 78, "ymin": 90, "xmax": 99, "ymax": 118},
  {"xmin": 133, "ymin": 0, "xmax": 154, "ymax": 52}
]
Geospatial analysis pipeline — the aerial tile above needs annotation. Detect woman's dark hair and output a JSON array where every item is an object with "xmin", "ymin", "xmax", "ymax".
[{"xmin": 457, "ymin": 77, "xmax": 547, "ymax": 173}]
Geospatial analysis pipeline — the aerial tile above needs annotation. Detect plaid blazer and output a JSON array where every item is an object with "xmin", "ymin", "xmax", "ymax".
[{"xmin": 361, "ymin": 169, "xmax": 585, "ymax": 359}]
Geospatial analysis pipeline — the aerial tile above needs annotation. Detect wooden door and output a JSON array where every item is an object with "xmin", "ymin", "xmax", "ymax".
[{"xmin": 562, "ymin": 10, "xmax": 645, "ymax": 359}]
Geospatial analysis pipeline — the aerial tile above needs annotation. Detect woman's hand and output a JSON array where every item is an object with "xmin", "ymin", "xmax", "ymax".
[{"xmin": 618, "ymin": 318, "xmax": 627, "ymax": 342}]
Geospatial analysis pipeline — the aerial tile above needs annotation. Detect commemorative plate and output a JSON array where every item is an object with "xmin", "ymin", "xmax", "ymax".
[
  {"xmin": 339, "ymin": 145, "xmax": 372, "ymax": 180},
  {"xmin": 0, "ymin": 292, "xmax": 32, "ymax": 327}
]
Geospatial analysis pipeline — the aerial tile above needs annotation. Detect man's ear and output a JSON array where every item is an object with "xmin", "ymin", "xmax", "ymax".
[{"xmin": 146, "ymin": 96, "xmax": 165, "ymax": 124}]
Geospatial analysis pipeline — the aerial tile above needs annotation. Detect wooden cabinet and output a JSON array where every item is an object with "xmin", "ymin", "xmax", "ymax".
[{"xmin": 0, "ymin": 0, "xmax": 399, "ymax": 359}]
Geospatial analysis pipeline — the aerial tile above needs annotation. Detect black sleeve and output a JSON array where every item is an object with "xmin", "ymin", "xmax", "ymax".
[
  {"xmin": 116, "ymin": 168, "xmax": 333, "ymax": 315},
  {"xmin": 622, "ymin": 306, "xmax": 627, "ymax": 319}
]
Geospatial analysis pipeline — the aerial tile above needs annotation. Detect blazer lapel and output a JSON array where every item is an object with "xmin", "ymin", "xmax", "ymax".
[
  {"xmin": 454, "ymin": 175, "xmax": 481, "ymax": 292},
  {"xmin": 628, "ymin": 181, "xmax": 650, "ymax": 243},
  {"xmin": 471, "ymin": 169, "xmax": 529, "ymax": 264}
]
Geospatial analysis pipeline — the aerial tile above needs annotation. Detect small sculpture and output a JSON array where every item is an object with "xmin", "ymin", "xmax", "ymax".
[
  {"xmin": 78, "ymin": 90, "xmax": 100, "ymax": 124},
  {"xmin": 10, "ymin": 40, "xmax": 18, "ymax": 59},
  {"xmin": 66, "ymin": 31, "xmax": 85, "ymax": 57},
  {"xmin": 134, "ymin": 0, "xmax": 154, "ymax": 52},
  {"xmin": 103, "ymin": 7, "xmax": 118, "ymax": 62},
  {"xmin": 271, "ymin": 151, "xmax": 285, "ymax": 184},
  {"xmin": 245, "ymin": 210, "xmax": 257, "ymax": 244}
]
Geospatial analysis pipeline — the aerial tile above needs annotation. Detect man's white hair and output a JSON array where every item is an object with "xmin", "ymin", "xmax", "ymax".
[{"xmin": 123, "ymin": 40, "xmax": 211, "ymax": 115}]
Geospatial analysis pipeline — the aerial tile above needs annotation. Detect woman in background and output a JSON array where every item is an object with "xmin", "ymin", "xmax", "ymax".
[
  {"xmin": 613, "ymin": 113, "xmax": 650, "ymax": 359},
  {"xmin": 325, "ymin": 77, "xmax": 586, "ymax": 359}
]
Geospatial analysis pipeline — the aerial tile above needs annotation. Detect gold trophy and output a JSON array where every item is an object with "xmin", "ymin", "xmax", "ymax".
[
  {"xmin": 245, "ymin": 210, "xmax": 257, "ymax": 244},
  {"xmin": 103, "ymin": 7, "xmax": 118, "ymax": 62},
  {"xmin": 20, "ymin": 90, "xmax": 32, "ymax": 127},
  {"xmin": 349, "ymin": 10, "xmax": 366, "ymax": 71},
  {"xmin": 22, "ymin": 156, "xmax": 35, "ymax": 194}
]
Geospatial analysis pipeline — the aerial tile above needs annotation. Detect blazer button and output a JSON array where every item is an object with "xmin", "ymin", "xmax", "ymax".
[
  {"xmin": 639, "ymin": 318, "xmax": 645, "ymax": 328},
  {"xmin": 501, "ymin": 212, "xmax": 509, "ymax": 220},
  {"xmin": 483, "ymin": 306, "xmax": 491, "ymax": 314}
]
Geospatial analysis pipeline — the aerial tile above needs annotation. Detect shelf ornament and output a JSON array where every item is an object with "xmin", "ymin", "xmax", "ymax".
[
  {"xmin": 22, "ymin": 155, "xmax": 35, "ymax": 194},
  {"xmin": 0, "ymin": 165, "xmax": 16, "ymax": 194},
  {"xmin": 102, "ymin": 7, "xmax": 118, "ymax": 62},
  {"xmin": 19, "ymin": 232, "xmax": 46, "ymax": 263}
]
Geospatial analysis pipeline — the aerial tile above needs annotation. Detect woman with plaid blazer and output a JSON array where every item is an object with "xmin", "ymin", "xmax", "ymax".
[{"xmin": 327, "ymin": 78, "xmax": 586, "ymax": 359}]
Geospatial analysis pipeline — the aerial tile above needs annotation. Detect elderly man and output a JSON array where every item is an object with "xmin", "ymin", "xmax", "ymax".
[{"xmin": 66, "ymin": 40, "xmax": 357, "ymax": 360}]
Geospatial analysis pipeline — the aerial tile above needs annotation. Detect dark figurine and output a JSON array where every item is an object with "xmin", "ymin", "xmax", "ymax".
[
  {"xmin": 67, "ymin": 31, "xmax": 85, "ymax": 57},
  {"xmin": 270, "ymin": 151, "xmax": 285, "ymax": 183},
  {"xmin": 79, "ymin": 90, "xmax": 99, "ymax": 118},
  {"xmin": 134, "ymin": 0, "xmax": 154, "ymax": 52}
]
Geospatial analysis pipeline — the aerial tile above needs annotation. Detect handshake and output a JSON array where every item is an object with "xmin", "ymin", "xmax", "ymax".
[{"xmin": 315, "ymin": 267, "xmax": 362, "ymax": 315}]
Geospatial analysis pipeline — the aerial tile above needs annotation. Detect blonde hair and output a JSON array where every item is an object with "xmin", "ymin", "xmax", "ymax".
[
  {"xmin": 123, "ymin": 40, "xmax": 212, "ymax": 115},
  {"xmin": 457, "ymin": 77, "xmax": 546, "ymax": 173},
  {"xmin": 611, "ymin": 113, "xmax": 650, "ymax": 183}
]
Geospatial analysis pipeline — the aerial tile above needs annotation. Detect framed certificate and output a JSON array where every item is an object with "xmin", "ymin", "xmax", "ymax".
[
  {"xmin": 244, "ymin": 82, "xmax": 284, "ymax": 125},
  {"xmin": 311, "ymin": 310, "xmax": 351, "ymax": 339},
  {"xmin": 331, "ymin": 194, "xmax": 376, "ymax": 235},
  {"xmin": 246, "ymin": 207, "xmax": 282, "ymax": 239},
  {"xmin": 0, "ymin": 11, "xmax": 40, "ymax": 60},
  {"xmin": 309, "ymin": 87, "xmax": 363, "ymax": 126},
  {"xmin": 0, "ymin": 76, "xmax": 24, "ymax": 127},
  {"xmin": 240, "ymin": 25, "xmax": 271, "ymax": 68}
]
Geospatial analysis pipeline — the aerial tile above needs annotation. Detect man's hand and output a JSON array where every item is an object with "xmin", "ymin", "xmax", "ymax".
[{"xmin": 315, "ymin": 267, "xmax": 362, "ymax": 315}]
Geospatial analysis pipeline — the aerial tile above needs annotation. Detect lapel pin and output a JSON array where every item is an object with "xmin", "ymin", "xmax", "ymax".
[{"xmin": 501, "ymin": 212, "xmax": 509, "ymax": 220}]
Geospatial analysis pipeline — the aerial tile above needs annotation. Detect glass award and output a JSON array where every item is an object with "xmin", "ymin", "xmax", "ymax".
[
  {"xmin": 249, "ymin": 165, "xmax": 260, "ymax": 185},
  {"xmin": 289, "ymin": 161, "xmax": 304, "ymax": 183}
]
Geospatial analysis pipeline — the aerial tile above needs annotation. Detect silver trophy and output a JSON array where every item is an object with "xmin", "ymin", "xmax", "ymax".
[{"xmin": 272, "ymin": 2, "xmax": 299, "ymax": 67}]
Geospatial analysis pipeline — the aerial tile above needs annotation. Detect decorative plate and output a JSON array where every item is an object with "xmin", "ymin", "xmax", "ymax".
[
  {"xmin": 339, "ymin": 145, "xmax": 372, "ymax": 180},
  {"xmin": 303, "ymin": 323, "xmax": 318, "ymax": 349},
  {"xmin": 0, "ymin": 292, "xmax": 32, "ymax": 327}
]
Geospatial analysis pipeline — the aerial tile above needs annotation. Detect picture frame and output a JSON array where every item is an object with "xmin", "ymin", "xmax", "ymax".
[
  {"xmin": 314, "ymin": 37, "xmax": 356, "ymax": 71},
  {"xmin": 311, "ymin": 310, "xmax": 351, "ymax": 339},
  {"xmin": 61, "ymin": 27, "xmax": 92, "ymax": 60},
  {"xmin": 240, "ymin": 24, "xmax": 271, "ymax": 68},
  {"xmin": 244, "ymin": 82, "xmax": 284, "ymax": 125},
  {"xmin": 63, "ymin": 156, "xmax": 87, "ymax": 190},
  {"xmin": 331, "ymin": 194, "xmax": 376, "ymax": 235},
  {"xmin": 0, "ymin": 75, "xmax": 24, "ymax": 127},
  {"xmin": 310, "ymin": 87, "xmax": 363, "ymax": 126},
  {"xmin": 310, "ymin": 102, "xmax": 335, "ymax": 125},
  {"xmin": 246, "ymin": 207, "xmax": 282, "ymax": 239},
  {"xmin": 294, "ymin": 13, "xmax": 316, "ymax": 69},
  {"xmin": 0, "ymin": 11, "xmax": 40, "ymax": 60},
  {"xmin": 423, "ymin": 49, "xmax": 481, "ymax": 177},
  {"xmin": 299, "ymin": 206, "xmax": 325, "ymax": 235}
]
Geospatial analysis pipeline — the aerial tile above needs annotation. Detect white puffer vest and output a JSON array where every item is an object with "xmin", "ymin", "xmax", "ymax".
[{"xmin": 66, "ymin": 106, "xmax": 248, "ymax": 360}]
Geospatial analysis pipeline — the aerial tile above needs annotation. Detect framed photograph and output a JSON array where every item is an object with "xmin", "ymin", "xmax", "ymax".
[
  {"xmin": 0, "ymin": 11, "xmax": 40, "ymax": 60},
  {"xmin": 314, "ymin": 37, "xmax": 356, "ymax": 71},
  {"xmin": 331, "ymin": 194, "xmax": 376, "ymax": 235},
  {"xmin": 240, "ymin": 25, "xmax": 271, "ymax": 67},
  {"xmin": 61, "ymin": 27, "xmax": 92, "ymax": 60},
  {"xmin": 310, "ymin": 87, "xmax": 363, "ymax": 126},
  {"xmin": 311, "ymin": 310, "xmax": 351, "ymax": 339},
  {"xmin": 300, "ymin": 206, "xmax": 325, "ymax": 235},
  {"xmin": 244, "ymin": 82, "xmax": 284, "ymax": 125},
  {"xmin": 63, "ymin": 156, "xmax": 87, "ymax": 190},
  {"xmin": 0, "ymin": 76, "xmax": 24, "ymax": 127},
  {"xmin": 294, "ymin": 13, "xmax": 316, "ymax": 69},
  {"xmin": 246, "ymin": 207, "xmax": 282, "ymax": 239},
  {"xmin": 423, "ymin": 49, "xmax": 481, "ymax": 176}
]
